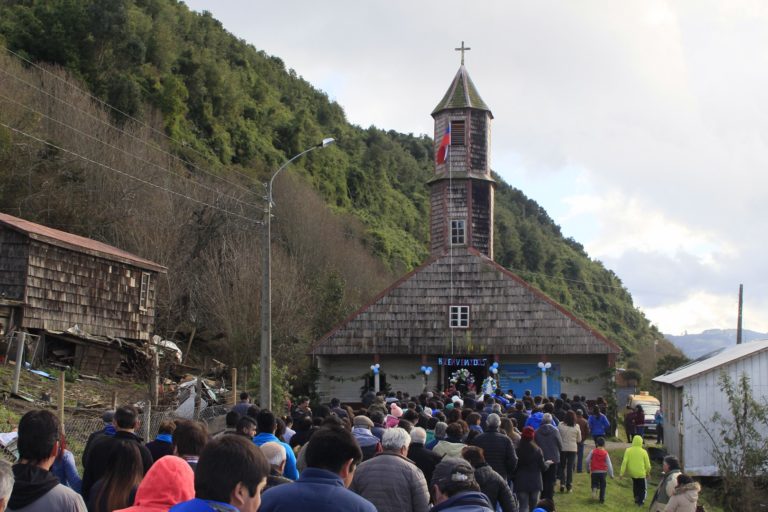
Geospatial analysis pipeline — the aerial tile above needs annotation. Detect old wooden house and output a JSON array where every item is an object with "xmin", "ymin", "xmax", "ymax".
[
  {"xmin": 0, "ymin": 213, "xmax": 166, "ymax": 374},
  {"xmin": 652, "ymin": 339, "xmax": 768, "ymax": 476},
  {"xmin": 311, "ymin": 61, "xmax": 621, "ymax": 402}
]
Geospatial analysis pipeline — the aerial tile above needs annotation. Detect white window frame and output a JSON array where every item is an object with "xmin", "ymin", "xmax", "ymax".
[
  {"xmin": 450, "ymin": 219, "xmax": 466, "ymax": 245},
  {"xmin": 139, "ymin": 272, "xmax": 151, "ymax": 311},
  {"xmin": 449, "ymin": 305, "xmax": 470, "ymax": 328}
]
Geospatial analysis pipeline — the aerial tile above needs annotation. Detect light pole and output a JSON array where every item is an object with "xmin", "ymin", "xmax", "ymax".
[
  {"xmin": 260, "ymin": 138, "xmax": 335, "ymax": 410},
  {"xmin": 538, "ymin": 361, "xmax": 552, "ymax": 398}
]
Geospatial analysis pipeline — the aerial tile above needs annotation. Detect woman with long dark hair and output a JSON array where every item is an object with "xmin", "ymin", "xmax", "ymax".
[
  {"xmin": 514, "ymin": 426, "xmax": 550, "ymax": 512},
  {"xmin": 88, "ymin": 441, "xmax": 143, "ymax": 512}
]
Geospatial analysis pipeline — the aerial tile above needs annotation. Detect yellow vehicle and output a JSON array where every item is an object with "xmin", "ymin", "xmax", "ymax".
[{"xmin": 627, "ymin": 391, "xmax": 660, "ymax": 435}]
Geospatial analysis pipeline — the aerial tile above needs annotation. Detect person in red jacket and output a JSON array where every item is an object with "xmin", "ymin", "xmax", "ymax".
[
  {"xmin": 585, "ymin": 437, "xmax": 614, "ymax": 504},
  {"xmin": 115, "ymin": 455, "xmax": 195, "ymax": 512}
]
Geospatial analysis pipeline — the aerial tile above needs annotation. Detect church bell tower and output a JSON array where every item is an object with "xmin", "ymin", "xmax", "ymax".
[{"xmin": 430, "ymin": 43, "xmax": 495, "ymax": 259}]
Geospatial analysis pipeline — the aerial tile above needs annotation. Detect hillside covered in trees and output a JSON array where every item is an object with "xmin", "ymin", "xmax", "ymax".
[{"xmin": 0, "ymin": 0, "xmax": 672, "ymax": 386}]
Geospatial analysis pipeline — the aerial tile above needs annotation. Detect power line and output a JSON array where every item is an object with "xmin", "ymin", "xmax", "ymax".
[
  {"xmin": 0, "ymin": 59, "xmax": 261, "ymax": 199},
  {"xmin": 0, "ymin": 121, "xmax": 262, "ymax": 224},
  {"xmin": 0, "ymin": 91, "xmax": 262, "ymax": 209},
  {"xmin": 3, "ymin": 46, "xmax": 263, "ymax": 188}
]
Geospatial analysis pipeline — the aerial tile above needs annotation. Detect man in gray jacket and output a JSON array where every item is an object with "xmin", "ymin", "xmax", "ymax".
[
  {"xmin": 350, "ymin": 427, "xmax": 429, "ymax": 512},
  {"xmin": 8, "ymin": 410, "xmax": 86, "ymax": 512},
  {"xmin": 534, "ymin": 413, "xmax": 563, "ymax": 501}
]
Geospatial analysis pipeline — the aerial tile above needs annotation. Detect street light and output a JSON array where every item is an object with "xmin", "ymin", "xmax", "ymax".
[
  {"xmin": 260, "ymin": 137, "xmax": 335, "ymax": 410},
  {"xmin": 537, "ymin": 361, "xmax": 552, "ymax": 398}
]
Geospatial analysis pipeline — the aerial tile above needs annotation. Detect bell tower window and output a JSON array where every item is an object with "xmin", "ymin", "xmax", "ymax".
[
  {"xmin": 450, "ymin": 120, "xmax": 466, "ymax": 146},
  {"xmin": 450, "ymin": 219, "xmax": 466, "ymax": 245}
]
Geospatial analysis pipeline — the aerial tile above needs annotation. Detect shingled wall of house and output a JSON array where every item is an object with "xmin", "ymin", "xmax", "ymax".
[
  {"xmin": 22, "ymin": 239, "xmax": 158, "ymax": 340},
  {"xmin": 312, "ymin": 248, "xmax": 620, "ymax": 357}
]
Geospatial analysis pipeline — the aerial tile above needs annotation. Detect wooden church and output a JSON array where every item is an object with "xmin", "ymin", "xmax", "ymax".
[{"xmin": 311, "ymin": 54, "xmax": 620, "ymax": 402}]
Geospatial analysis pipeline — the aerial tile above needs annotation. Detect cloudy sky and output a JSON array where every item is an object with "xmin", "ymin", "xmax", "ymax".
[{"xmin": 185, "ymin": 1, "xmax": 768, "ymax": 336}]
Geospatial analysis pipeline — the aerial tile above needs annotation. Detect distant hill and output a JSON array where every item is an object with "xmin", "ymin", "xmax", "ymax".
[{"xmin": 665, "ymin": 329, "xmax": 768, "ymax": 359}]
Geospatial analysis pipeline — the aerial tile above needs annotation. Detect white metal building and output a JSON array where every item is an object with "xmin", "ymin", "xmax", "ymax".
[{"xmin": 652, "ymin": 339, "xmax": 768, "ymax": 476}]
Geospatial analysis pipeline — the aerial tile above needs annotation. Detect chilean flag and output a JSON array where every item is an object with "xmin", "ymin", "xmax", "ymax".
[{"xmin": 436, "ymin": 125, "xmax": 450, "ymax": 164}]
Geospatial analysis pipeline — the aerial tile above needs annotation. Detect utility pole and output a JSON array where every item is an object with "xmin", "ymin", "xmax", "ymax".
[{"xmin": 736, "ymin": 284, "xmax": 743, "ymax": 344}]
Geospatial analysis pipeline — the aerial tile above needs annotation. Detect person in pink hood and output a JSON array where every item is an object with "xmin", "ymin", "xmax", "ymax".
[
  {"xmin": 115, "ymin": 456, "xmax": 195, "ymax": 512},
  {"xmin": 385, "ymin": 404, "xmax": 403, "ymax": 428}
]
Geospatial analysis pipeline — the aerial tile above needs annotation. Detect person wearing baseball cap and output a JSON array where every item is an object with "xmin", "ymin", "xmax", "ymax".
[{"xmin": 430, "ymin": 457, "xmax": 493, "ymax": 511}]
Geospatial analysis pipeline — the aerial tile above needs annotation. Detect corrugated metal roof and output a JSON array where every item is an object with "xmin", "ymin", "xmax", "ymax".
[
  {"xmin": 0, "ymin": 213, "xmax": 166, "ymax": 273},
  {"xmin": 653, "ymin": 339, "xmax": 768, "ymax": 386},
  {"xmin": 432, "ymin": 65, "xmax": 492, "ymax": 116}
]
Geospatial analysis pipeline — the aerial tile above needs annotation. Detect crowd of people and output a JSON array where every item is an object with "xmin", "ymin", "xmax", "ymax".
[{"xmin": 0, "ymin": 387, "xmax": 702, "ymax": 512}]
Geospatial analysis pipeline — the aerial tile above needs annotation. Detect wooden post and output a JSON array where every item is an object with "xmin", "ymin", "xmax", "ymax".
[
  {"xmin": 149, "ymin": 350, "xmax": 159, "ymax": 406},
  {"xmin": 143, "ymin": 401, "xmax": 151, "ymax": 441},
  {"xmin": 193, "ymin": 377, "xmax": 202, "ymax": 420},
  {"xmin": 58, "ymin": 369, "xmax": 66, "ymax": 426},
  {"xmin": 111, "ymin": 390, "xmax": 118, "ymax": 411},
  {"xmin": 11, "ymin": 332, "xmax": 25, "ymax": 395},
  {"xmin": 230, "ymin": 367, "xmax": 238, "ymax": 406},
  {"xmin": 182, "ymin": 327, "xmax": 197, "ymax": 364}
]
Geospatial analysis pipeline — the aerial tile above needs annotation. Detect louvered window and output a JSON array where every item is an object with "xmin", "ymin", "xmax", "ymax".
[{"xmin": 451, "ymin": 120, "xmax": 466, "ymax": 146}]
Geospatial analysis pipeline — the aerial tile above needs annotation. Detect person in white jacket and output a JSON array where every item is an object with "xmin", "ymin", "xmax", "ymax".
[{"xmin": 557, "ymin": 411, "xmax": 582, "ymax": 493}]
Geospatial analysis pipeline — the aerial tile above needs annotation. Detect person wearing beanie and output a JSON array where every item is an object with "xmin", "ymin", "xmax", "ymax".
[
  {"xmin": 351, "ymin": 416, "xmax": 382, "ymax": 461},
  {"xmin": 514, "ymin": 427, "xmax": 549, "ymax": 512},
  {"xmin": 531, "ymin": 497, "xmax": 555, "ymax": 512},
  {"xmin": 430, "ymin": 457, "xmax": 493, "ymax": 512},
  {"xmin": 649, "ymin": 456, "xmax": 682, "ymax": 512},
  {"xmin": 469, "ymin": 413, "xmax": 517, "ymax": 482},
  {"xmin": 620, "ymin": 435, "xmax": 651, "ymax": 506},
  {"xmin": 115, "ymin": 456, "xmax": 194, "ymax": 512}
]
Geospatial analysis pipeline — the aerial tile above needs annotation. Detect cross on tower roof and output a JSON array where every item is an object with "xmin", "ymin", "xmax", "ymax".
[{"xmin": 455, "ymin": 41, "xmax": 471, "ymax": 65}]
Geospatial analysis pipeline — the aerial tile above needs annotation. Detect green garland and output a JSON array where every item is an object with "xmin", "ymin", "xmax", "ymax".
[
  {"xmin": 321, "ymin": 371, "xmax": 423, "ymax": 383},
  {"xmin": 319, "ymin": 368, "xmax": 616, "ymax": 386}
]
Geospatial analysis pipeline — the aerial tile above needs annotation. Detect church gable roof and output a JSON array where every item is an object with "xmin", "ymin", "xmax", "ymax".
[
  {"xmin": 311, "ymin": 248, "xmax": 620, "ymax": 356},
  {"xmin": 432, "ymin": 66, "xmax": 492, "ymax": 115}
]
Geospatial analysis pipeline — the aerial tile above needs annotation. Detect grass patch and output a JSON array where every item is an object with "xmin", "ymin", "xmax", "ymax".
[{"xmin": 552, "ymin": 447, "xmax": 724, "ymax": 512}]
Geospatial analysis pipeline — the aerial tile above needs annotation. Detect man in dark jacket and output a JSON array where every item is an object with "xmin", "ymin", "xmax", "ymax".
[
  {"xmin": 80, "ymin": 410, "xmax": 115, "ymax": 466},
  {"xmin": 8, "ymin": 410, "xmax": 86, "ymax": 512},
  {"xmin": 81, "ymin": 404, "xmax": 153, "ymax": 500},
  {"xmin": 260, "ymin": 426, "xmax": 376, "ymax": 512},
  {"xmin": 406, "ymin": 427, "xmax": 442, "ymax": 500},
  {"xmin": 534, "ymin": 413, "xmax": 562, "ymax": 500},
  {"xmin": 470, "ymin": 413, "xmax": 517, "ymax": 482}
]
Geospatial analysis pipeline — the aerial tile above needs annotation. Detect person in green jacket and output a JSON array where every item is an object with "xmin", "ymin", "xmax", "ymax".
[{"xmin": 619, "ymin": 435, "xmax": 651, "ymax": 506}]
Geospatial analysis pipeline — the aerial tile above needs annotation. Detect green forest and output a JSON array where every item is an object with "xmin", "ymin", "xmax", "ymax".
[{"xmin": 0, "ymin": 0, "xmax": 673, "ymax": 387}]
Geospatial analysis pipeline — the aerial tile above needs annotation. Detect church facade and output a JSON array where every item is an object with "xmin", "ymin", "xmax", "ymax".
[{"xmin": 311, "ymin": 61, "xmax": 620, "ymax": 402}]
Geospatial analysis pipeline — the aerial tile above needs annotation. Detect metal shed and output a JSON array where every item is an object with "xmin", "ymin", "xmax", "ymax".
[{"xmin": 652, "ymin": 339, "xmax": 768, "ymax": 476}]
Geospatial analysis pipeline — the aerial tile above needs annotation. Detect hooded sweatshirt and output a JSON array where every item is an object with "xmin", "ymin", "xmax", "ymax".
[
  {"xmin": 620, "ymin": 435, "xmax": 651, "ymax": 479},
  {"xmin": 533, "ymin": 424, "xmax": 563, "ymax": 463},
  {"xmin": 115, "ymin": 455, "xmax": 195, "ymax": 512},
  {"xmin": 8, "ymin": 464, "xmax": 86, "ymax": 512},
  {"xmin": 663, "ymin": 482, "xmax": 700, "ymax": 512}
]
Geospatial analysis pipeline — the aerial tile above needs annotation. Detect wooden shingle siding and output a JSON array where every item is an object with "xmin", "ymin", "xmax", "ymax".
[
  {"xmin": 470, "ymin": 111, "xmax": 488, "ymax": 172},
  {"xmin": 312, "ymin": 248, "xmax": 619, "ymax": 356},
  {"xmin": 17, "ymin": 237, "xmax": 157, "ymax": 340}
]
